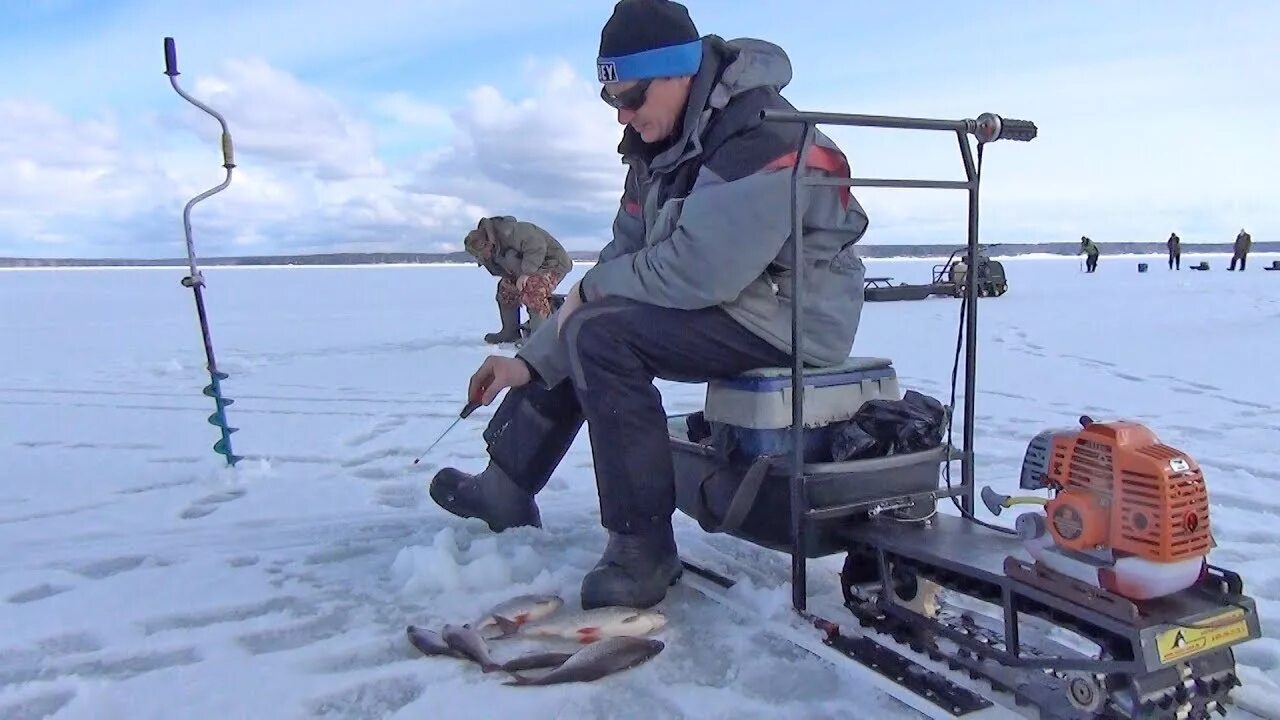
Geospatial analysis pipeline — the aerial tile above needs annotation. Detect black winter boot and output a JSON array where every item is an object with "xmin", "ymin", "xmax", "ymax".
[
  {"xmin": 484, "ymin": 301, "xmax": 521, "ymax": 344},
  {"xmin": 429, "ymin": 381, "xmax": 584, "ymax": 533},
  {"xmin": 580, "ymin": 524, "xmax": 682, "ymax": 609},
  {"xmin": 429, "ymin": 463, "xmax": 541, "ymax": 532}
]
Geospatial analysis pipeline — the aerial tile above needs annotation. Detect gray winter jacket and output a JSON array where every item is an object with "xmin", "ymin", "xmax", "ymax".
[
  {"xmin": 518, "ymin": 36, "xmax": 868, "ymax": 387},
  {"xmin": 474, "ymin": 216, "xmax": 573, "ymax": 280}
]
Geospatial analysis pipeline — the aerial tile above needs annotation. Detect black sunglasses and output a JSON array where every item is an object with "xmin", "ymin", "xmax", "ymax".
[{"xmin": 600, "ymin": 78, "xmax": 652, "ymax": 111}]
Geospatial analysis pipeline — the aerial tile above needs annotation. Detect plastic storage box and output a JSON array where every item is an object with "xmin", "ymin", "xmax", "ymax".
[
  {"xmin": 669, "ymin": 357, "xmax": 950, "ymax": 556},
  {"xmin": 702, "ymin": 356, "xmax": 901, "ymax": 464}
]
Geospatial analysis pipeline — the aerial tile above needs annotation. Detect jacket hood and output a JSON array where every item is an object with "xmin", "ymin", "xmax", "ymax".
[{"xmin": 714, "ymin": 37, "xmax": 792, "ymax": 98}]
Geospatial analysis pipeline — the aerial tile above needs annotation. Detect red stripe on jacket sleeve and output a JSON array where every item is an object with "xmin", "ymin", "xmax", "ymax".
[{"xmin": 762, "ymin": 146, "xmax": 851, "ymax": 209}]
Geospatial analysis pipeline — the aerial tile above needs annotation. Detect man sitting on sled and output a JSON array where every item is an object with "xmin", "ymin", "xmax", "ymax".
[{"xmin": 431, "ymin": 0, "xmax": 870, "ymax": 610}]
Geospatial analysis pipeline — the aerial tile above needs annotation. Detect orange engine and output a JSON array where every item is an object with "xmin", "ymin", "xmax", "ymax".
[{"xmin": 1021, "ymin": 418, "xmax": 1212, "ymax": 564}]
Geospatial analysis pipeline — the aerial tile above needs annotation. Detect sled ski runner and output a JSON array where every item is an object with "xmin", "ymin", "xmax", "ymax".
[
  {"xmin": 660, "ymin": 106, "xmax": 1265, "ymax": 720},
  {"xmin": 679, "ymin": 537, "xmax": 1262, "ymax": 720},
  {"xmin": 678, "ymin": 553, "xmax": 1008, "ymax": 720}
]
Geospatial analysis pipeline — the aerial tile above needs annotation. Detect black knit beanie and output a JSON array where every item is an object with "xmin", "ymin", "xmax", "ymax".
[{"xmin": 597, "ymin": 0, "xmax": 701, "ymax": 82}]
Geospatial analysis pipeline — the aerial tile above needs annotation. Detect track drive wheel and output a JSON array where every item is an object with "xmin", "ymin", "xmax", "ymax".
[
  {"xmin": 1064, "ymin": 671, "xmax": 1106, "ymax": 713},
  {"xmin": 840, "ymin": 550, "xmax": 880, "ymax": 604}
]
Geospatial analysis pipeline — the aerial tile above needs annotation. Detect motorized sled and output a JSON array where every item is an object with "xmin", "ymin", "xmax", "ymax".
[{"xmin": 667, "ymin": 107, "xmax": 1263, "ymax": 720}]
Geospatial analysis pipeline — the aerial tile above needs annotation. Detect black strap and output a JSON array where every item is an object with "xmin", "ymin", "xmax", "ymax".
[{"xmin": 694, "ymin": 455, "xmax": 776, "ymax": 533}]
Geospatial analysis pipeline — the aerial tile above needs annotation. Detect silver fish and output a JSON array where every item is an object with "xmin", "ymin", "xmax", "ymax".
[
  {"xmin": 409, "ymin": 625, "xmax": 568, "ymax": 673},
  {"xmin": 406, "ymin": 625, "xmax": 463, "ymax": 659},
  {"xmin": 473, "ymin": 594, "xmax": 564, "ymax": 639},
  {"xmin": 521, "ymin": 606, "xmax": 667, "ymax": 644},
  {"xmin": 499, "ymin": 651, "xmax": 575, "ymax": 673},
  {"xmin": 442, "ymin": 623, "xmax": 501, "ymax": 672},
  {"xmin": 504, "ymin": 636, "xmax": 665, "ymax": 686}
]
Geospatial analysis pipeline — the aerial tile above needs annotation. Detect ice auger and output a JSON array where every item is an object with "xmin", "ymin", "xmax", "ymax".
[{"xmin": 163, "ymin": 36, "xmax": 241, "ymax": 467}]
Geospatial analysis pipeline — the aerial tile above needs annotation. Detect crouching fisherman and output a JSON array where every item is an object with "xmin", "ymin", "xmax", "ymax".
[
  {"xmin": 431, "ymin": 0, "xmax": 869, "ymax": 610},
  {"xmin": 464, "ymin": 215, "xmax": 573, "ymax": 344},
  {"xmin": 1080, "ymin": 236, "xmax": 1100, "ymax": 273}
]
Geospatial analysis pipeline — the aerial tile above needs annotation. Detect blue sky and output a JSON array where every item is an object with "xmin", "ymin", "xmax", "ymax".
[{"xmin": 1, "ymin": 0, "xmax": 1276, "ymax": 258}]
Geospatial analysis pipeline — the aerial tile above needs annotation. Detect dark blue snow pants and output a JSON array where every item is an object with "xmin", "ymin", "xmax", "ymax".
[{"xmin": 480, "ymin": 297, "xmax": 789, "ymax": 535}]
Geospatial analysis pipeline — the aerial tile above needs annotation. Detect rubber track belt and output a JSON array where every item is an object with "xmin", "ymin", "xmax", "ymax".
[{"xmin": 820, "ymin": 630, "xmax": 995, "ymax": 716}]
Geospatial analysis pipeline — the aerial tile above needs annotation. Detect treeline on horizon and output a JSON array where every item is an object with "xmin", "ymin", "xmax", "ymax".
[{"xmin": 2, "ymin": 241, "xmax": 1274, "ymax": 268}]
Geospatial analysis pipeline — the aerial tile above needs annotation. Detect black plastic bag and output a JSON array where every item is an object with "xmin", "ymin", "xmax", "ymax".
[
  {"xmin": 829, "ymin": 420, "xmax": 883, "ymax": 461},
  {"xmin": 861, "ymin": 390, "xmax": 948, "ymax": 454},
  {"xmin": 686, "ymin": 411, "xmax": 711, "ymax": 443},
  {"xmin": 830, "ymin": 390, "xmax": 948, "ymax": 461}
]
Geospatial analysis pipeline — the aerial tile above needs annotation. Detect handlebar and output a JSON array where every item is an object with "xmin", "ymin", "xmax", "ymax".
[{"xmin": 760, "ymin": 108, "xmax": 1037, "ymax": 144}]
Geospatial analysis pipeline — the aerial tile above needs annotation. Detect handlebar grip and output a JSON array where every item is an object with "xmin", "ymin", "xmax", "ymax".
[
  {"xmin": 998, "ymin": 117, "xmax": 1037, "ymax": 142},
  {"xmin": 164, "ymin": 37, "xmax": 179, "ymax": 76},
  {"xmin": 972, "ymin": 113, "xmax": 1038, "ymax": 143}
]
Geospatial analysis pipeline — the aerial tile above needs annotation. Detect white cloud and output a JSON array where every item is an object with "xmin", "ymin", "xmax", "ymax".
[
  {"xmin": 8, "ymin": 21, "xmax": 1271, "ymax": 260},
  {"xmin": 373, "ymin": 93, "xmax": 453, "ymax": 131},
  {"xmin": 403, "ymin": 58, "xmax": 628, "ymax": 228},
  {"xmin": 0, "ymin": 50, "xmax": 630, "ymax": 258},
  {"xmin": 0, "ymin": 59, "xmax": 492, "ymax": 258},
  {"xmin": 0, "ymin": 100, "xmax": 167, "ymax": 249},
  {"xmin": 180, "ymin": 58, "xmax": 386, "ymax": 181}
]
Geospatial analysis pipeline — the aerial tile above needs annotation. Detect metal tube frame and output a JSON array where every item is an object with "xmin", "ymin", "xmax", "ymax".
[{"xmin": 761, "ymin": 108, "xmax": 992, "ymax": 613}]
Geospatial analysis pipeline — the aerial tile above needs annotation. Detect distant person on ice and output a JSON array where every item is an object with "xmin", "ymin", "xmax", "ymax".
[
  {"xmin": 1229, "ymin": 228, "xmax": 1252, "ymax": 271},
  {"xmin": 430, "ymin": 0, "xmax": 868, "ymax": 610},
  {"xmin": 1167, "ymin": 232, "xmax": 1180, "ymax": 270},
  {"xmin": 463, "ymin": 216, "xmax": 573, "ymax": 344},
  {"xmin": 1080, "ymin": 236, "xmax": 1100, "ymax": 273}
]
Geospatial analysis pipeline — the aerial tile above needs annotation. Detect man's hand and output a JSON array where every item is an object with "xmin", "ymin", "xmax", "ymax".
[
  {"xmin": 469, "ymin": 356, "xmax": 532, "ymax": 406},
  {"xmin": 556, "ymin": 280, "xmax": 584, "ymax": 336},
  {"xmin": 516, "ymin": 274, "xmax": 528, "ymax": 291}
]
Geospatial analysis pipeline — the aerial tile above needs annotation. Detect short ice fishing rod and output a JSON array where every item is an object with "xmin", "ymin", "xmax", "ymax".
[
  {"xmin": 411, "ymin": 381, "xmax": 490, "ymax": 465},
  {"xmin": 411, "ymin": 400, "xmax": 479, "ymax": 465},
  {"xmin": 163, "ymin": 37, "xmax": 242, "ymax": 467}
]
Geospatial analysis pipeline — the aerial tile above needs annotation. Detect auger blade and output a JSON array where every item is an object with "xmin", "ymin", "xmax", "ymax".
[
  {"xmin": 212, "ymin": 437, "xmax": 243, "ymax": 465},
  {"xmin": 202, "ymin": 383, "xmax": 236, "ymax": 401},
  {"xmin": 207, "ymin": 413, "xmax": 239, "ymax": 431}
]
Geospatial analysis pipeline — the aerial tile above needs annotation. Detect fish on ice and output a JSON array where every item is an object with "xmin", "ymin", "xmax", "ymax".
[
  {"xmin": 520, "ymin": 606, "xmax": 667, "ymax": 644},
  {"xmin": 499, "ymin": 651, "xmax": 575, "ymax": 673},
  {"xmin": 473, "ymin": 593, "xmax": 564, "ymax": 639},
  {"xmin": 407, "ymin": 625, "xmax": 464, "ymax": 659},
  {"xmin": 441, "ymin": 623, "xmax": 501, "ymax": 672},
  {"xmin": 505, "ymin": 636, "xmax": 665, "ymax": 686},
  {"xmin": 407, "ymin": 625, "xmax": 573, "ymax": 673}
]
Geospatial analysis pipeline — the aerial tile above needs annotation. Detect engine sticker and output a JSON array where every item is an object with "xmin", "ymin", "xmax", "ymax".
[{"xmin": 1156, "ymin": 608, "xmax": 1250, "ymax": 665}]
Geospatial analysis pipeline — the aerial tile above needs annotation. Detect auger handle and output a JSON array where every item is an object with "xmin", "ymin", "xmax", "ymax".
[{"xmin": 164, "ymin": 37, "xmax": 179, "ymax": 76}]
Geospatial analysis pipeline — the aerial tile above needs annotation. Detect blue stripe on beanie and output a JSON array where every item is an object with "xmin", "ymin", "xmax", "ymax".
[{"xmin": 597, "ymin": 39, "xmax": 702, "ymax": 83}]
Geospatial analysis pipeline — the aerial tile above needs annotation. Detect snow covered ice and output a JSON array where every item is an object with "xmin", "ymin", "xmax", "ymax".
[{"xmin": 2, "ymin": 255, "xmax": 1279, "ymax": 719}]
